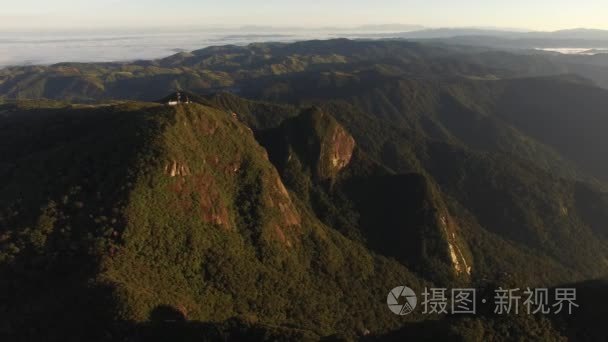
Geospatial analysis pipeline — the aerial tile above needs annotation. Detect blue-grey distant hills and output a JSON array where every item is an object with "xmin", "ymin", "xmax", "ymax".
[
  {"xmin": 394, "ymin": 28, "xmax": 608, "ymax": 49},
  {"xmin": 398, "ymin": 27, "xmax": 608, "ymax": 40}
]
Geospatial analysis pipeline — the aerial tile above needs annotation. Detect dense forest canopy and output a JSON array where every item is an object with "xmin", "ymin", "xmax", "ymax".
[{"xmin": 1, "ymin": 38, "xmax": 608, "ymax": 341}]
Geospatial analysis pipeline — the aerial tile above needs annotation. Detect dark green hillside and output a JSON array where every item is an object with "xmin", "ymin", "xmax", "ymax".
[
  {"xmin": 0, "ymin": 101, "xmax": 431, "ymax": 341},
  {"xmin": 489, "ymin": 77, "xmax": 608, "ymax": 183},
  {"xmin": 0, "ymin": 101, "xmax": 170, "ymax": 339},
  {"xmin": 242, "ymin": 71, "xmax": 608, "ymax": 187},
  {"xmin": 2, "ymin": 38, "xmax": 608, "ymax": 341},
  {"xmin": 256, "ymin": 107, "xmax": 469, "ymax": 284},
  {"xmin": 422, "ymin": 142, "xmax": 608, "ymax": 280},
  {"xmin": 207, "ymin": 93, "xmax": 608, "ymax": 340},
  {"xmin": 198, "ymin": 92, "xmax": 300, "ymax": 129},
  {"xmin": 217, "ymin": 82, "xmax": 607, "ymax": 283},
  {"xmin": 2, "ymin": 92, "xmax": 608, "ymax": 340}
]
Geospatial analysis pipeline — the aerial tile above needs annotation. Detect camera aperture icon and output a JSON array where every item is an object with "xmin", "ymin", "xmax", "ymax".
[{"xmin": 387, "ymin": 286, "xmax": 417, "ymax": 315}]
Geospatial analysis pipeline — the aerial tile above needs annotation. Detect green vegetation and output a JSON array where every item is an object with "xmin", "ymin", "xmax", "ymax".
[
  {"xmin": 2, "ymin": 39, "xmax": 608, "ymax": 341},
  {"xmin": 0, "ymin": 101, "xmax": 429, "ymax": 341},
  {"xmin": 3, "ymin": 38, "xmax": 606, "ymax": 102}
]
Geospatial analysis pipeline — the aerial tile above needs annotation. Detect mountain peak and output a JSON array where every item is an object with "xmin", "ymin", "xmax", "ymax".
[{"xmin": 260, "ymin": 107, "xmax": 356, "ymax": 182}]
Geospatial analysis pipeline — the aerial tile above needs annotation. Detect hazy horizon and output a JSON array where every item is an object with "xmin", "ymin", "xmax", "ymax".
[
  {"xmin": 0, "ymin": 28, "xmax": 406, "ymax": 67},
  {"xmin": 3, "ymin": 0, "xmax": 608, "ymax": 31},
  {"xmin": 3, "ymin": 1, "xmax": 608, "ymax": 68},
  {"xmin": 1, "ymin": 24, "xmax": 604, "ymax": 34},
  {"xmin": 3, "ymin": 25, "xmax": 608, "ymax": 68}
]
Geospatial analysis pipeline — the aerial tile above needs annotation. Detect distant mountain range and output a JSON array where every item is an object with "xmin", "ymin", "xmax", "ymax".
[
  {"xmin": 237, "ymin": 24, "xmax": 425, "ymax": 32},
  {"xmin": 381, "ymin": 28, "xmax": 608, "ymax": 50},
  {"xmin": 395, "ymin": 28, "xmax": 608, "ymax": 40},
  {"xmin": 234, "ymin": 26, "xmax": 608, "ymax": 41}
]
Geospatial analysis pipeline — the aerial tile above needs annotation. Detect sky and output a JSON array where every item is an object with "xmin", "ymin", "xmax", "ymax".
[{"xmin": 2, "ymin": 0, "xmax": 608, "ymax": 31}]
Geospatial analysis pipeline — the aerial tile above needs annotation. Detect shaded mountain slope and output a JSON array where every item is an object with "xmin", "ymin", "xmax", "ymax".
[
  {"xmin": 256, "ymin": 108, "xmax": 471, "ymax": 284},
  {"xmin": 0, "ymin": 101, "xmax": 431, "ymax": 341},
  {"xmin": 243, "ymin": 72, "xmax": 608, "ymax": 186},
  {"xmin": 489, "ymin": 77, "xmax": 608, "ymax": 183},
  {"xmin": 211, "ymin": 92, "xmax": 608, "ymax": 287},
  {"xmin": 2, "ymin": 93, "xmax": 608, "ymax": 340},
  {"xmin": 213, "ymin": 96, "xmax": 608, "ymax": 339}
]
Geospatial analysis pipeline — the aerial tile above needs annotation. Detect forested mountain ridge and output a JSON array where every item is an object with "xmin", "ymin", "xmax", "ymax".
[
  {"xmin": 2, "ymin": 38, "xmax": 608, "ymax": 341},
  {"xmin": 0, "ymin": 101, "xmax": 432, "ymax": 340},
  {"xmin": 2, "ymin": 93, "xmax": 607, "ymax": 340},
  {"xmin": 3, "ymin": 38, "xmax": 608, "ymax": 102}
]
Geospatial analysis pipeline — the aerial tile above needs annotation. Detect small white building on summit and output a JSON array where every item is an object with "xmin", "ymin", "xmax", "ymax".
[{"xmin": 166, "ymin": 91, "xmax": 192, "ymax": 106}]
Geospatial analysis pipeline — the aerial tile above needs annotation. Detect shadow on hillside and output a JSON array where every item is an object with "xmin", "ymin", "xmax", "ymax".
[
  {"xmin": 551, "ymin": 278, "xmax": 608, "ymax": 341},
  {"xmin": 101, "ymin": 305, "xmax": 321, "ymax": 342},
  {"xmin": 126, "ymin": 306, "xmax": 224, "ymax": 342}
]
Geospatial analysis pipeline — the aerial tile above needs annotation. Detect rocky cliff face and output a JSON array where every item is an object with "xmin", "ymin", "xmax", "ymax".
[
  {"xmin": 337, "ymin": 171, "xmax": 472, "ymax": 282},
  {"xmin": 156, "ymin": 104, "xmax": 301, "ymax": 244},
  {"xmin": 438, "ymin": 210, "xmax": 472, "ymax": 277},
  {"xmin": 257, "ymin": 107, "xmax": 470, "ymax": 281},
  {"xmin": 258, "ymin": 107, "xmax": 356, "ymax": 182},
  {"xmin": 95, "ymin": 103, "xmax": 422, "ymax": 332},
  {"xmin": 319, "ymin": 116, "xmax": 356, "ymax": 179}
]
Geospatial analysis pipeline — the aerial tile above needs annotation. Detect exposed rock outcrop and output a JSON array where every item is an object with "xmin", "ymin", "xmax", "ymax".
[
  {"xmin": 439, "ymin": 213, "xmax": 471, "ymax": 276},
  {"xmin": 161, "ymin": 104, "xmax": 301, "ymax": 245},
  {"xmin": 258, "ymin": 107, "xmax": 356, "ymax": 181},
  {"xmin": 264, "ymin": 173, "xmax": 302, "ymax": 247},
  {"xmin": 165, "ymin": 160, "xmax": 191, "ymax": 177},
  {"xmin": 320, "ymin": 117, "xmax": 356, "ymax": 178},
  {"xmin": 342, "ymin": 172, "xmax": 471, "ymax": 281}
]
